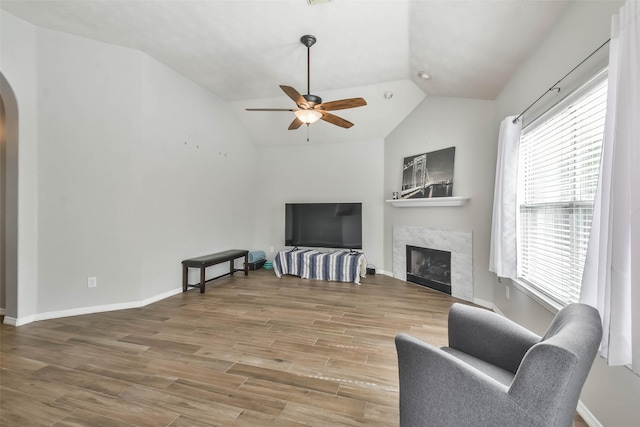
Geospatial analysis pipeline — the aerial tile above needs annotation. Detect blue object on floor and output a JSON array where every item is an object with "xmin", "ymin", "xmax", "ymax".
[{"xmin": 248, "ymin": 250, "xmax": 266, "ymax": 263}]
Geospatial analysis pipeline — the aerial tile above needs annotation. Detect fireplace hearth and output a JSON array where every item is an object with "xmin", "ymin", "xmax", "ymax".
[{"xmin": 406, "ymin": 245, "xmax": 452, "ymax": 294}]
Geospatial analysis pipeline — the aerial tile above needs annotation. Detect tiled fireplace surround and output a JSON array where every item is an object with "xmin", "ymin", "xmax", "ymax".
[{"xmin": 393, "ymin": 226, "xmax": 473, "ymax": 302}]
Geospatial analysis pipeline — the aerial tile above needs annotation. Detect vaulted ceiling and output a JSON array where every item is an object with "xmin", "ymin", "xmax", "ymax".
[{"xmin": 1, "ymin": 0, "xmax": 569, "ymax": 145}]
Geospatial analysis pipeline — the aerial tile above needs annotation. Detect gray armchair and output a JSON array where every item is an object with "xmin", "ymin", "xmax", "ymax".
[{"xmin": 395, "ymin": 303, "xmax": 602, "ymax": 427}]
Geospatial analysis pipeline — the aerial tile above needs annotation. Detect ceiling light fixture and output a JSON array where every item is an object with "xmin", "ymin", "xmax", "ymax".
[
  {"xmin": 294, "ymin": 109, "xmax": 323, "ymax": 124},
  {"xmin": 418, "ymin": 71, "xmax": 431, "ymax": 80}
]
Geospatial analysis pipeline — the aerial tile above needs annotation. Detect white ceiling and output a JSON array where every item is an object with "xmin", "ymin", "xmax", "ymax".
[{"xmin": 1, "ymin": 0, "xmax": 569, "ymax": 145}]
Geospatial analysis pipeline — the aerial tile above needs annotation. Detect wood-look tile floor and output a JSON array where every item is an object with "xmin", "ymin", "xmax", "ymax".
[{"xmin": 1, "ymin": 270, "xmax": 588, "ymax": 426}]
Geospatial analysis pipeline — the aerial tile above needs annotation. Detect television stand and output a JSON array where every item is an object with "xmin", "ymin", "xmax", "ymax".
[{"xmin": 273, "ymin": 249, "xmax": 366, "ymax": 284}]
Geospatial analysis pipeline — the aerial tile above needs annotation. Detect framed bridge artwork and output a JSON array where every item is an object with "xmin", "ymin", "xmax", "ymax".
[{"xmin": 401, "ymin": 147, "xmax": 455, "ymax": 199}]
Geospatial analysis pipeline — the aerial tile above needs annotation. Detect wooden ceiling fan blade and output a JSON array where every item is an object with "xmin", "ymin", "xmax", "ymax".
[
  {"xmin": 288, "ymin": 117, "xmax": 304, "ymax": 130},
  {"xmin": 320, "ymin": 112, "xmax": 354, "ymax": 129},
  {"xmin": 280, "ymin": 85, "xmax": 306, "ymax": 108},
  {"xmin": 316, "ymin": 98, "xmax": 367, "ymax": 111},
  {"xmin": 246, "ymin": 108, "xmax": 295, "ymax": 111}
]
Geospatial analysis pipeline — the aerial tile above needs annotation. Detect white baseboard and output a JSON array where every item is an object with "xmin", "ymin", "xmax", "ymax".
[
  {"xmin": 3, "ymin": 287, "xmax": 184, "ymax": 326},
  {"xmin": 0, "ymin": 307, "xmax": 6, "ymax": 316},
  {"xmin": 473, "ymin": 298, "xmax": 493, "ymax": 309},
  {"xmin": 3, "ymin": 314, "xmax": 35, "ymax": 326},
  {"xmin": 141, "ymin": 287, "xmax": 184, "ymax": 306},
  {"xmin": 3, "ymin": 316, "xmax": 17, "ymax": 325},
  {"xmin": 577, "ymin": 400, "xmax": 602, "ymax": 427}
]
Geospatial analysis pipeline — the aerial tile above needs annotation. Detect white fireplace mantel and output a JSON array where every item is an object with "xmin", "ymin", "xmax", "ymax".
[{"xmin": 386, "ymin": 197, "xmax": 470, "ymax": 207}]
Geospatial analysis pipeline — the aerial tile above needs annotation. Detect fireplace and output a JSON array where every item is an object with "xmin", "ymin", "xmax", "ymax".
[
  {"xmin": 393, "ymin": 226, "xmax": 473, "ymax": 302},
  {"xmin": 406, "ymin": 245, "xmax": 452, "ymax": 294}
]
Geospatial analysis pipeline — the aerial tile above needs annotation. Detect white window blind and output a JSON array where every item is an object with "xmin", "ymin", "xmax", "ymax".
[{"xmin": 518, "ymin": 72, "xmax": 607, "ymax": 306}]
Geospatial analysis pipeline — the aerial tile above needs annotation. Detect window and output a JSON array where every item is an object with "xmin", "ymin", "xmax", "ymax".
[{"xmin": 517, "ymin": 71, "xmax": 608, "ymax": 306}]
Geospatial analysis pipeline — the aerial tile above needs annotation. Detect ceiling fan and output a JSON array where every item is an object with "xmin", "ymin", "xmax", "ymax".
[{"xmin": 246, "ymin": 35, "xmax": 367, "ymax": 130}]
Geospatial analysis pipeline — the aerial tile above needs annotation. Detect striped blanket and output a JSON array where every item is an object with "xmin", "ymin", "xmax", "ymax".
[{"xmin": 274, "ymin": 249, "xmax": 366, "ymax": 284}]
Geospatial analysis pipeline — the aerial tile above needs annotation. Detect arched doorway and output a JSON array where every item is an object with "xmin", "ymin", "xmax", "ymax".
[{"xmin": 1, "ymin": 71, "xmax": 19, "ymax": 321}]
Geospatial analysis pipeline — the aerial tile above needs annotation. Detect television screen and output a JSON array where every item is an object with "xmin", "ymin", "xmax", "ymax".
[{"xmin": 285, "ymin": 203, "xmax": 362, "ymax": 249}]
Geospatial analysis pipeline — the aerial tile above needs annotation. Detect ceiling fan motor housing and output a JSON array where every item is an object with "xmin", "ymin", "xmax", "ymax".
[{"xmin": 303, "ymin": 93, "xmax": 322, "ymax": 107}]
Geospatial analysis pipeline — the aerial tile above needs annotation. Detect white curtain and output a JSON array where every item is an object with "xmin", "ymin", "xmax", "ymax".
[
  {"xmin": 580, "ymin": 0, "xmax": 640, "ymax": 373},
  {"xmin": 489, "ymin": 116, "xmax": 522, "ymax": 279}
]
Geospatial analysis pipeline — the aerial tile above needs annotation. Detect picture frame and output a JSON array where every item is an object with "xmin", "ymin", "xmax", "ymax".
[{"xmin": 401, "ymin": 147, "xmax": 455, "ymax": 199}]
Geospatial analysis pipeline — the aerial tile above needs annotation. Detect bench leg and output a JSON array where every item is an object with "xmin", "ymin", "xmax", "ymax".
[
  {"xmin": 200, "ymin": 266, "xmax": 206, "ymax": 294},
  {"xmin": 230, "ymin": 259, "xmax": 234, "ymax": 276},
  {"xmin": 182, "ymin": 265, "xmax": 188, "ymax": 292},
  {"xmin": 244, "ymin": 254, "xmax": 249, "ymax": 275}
]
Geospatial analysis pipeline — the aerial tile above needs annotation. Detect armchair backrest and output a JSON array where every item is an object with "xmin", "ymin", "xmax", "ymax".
[{"xmin": 509, "ymin": 304, "xmax": 602, "ymax": 427}]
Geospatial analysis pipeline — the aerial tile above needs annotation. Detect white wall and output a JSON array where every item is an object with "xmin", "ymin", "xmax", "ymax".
[
  {"xmin": 0, "ymin": 11, "xmax": 39, "ymax": 321},
  {"xmin": 253, "ymin": 138, "xmax": 385, "ymax": 269},
  {"xmin": 138, "ymin": 55, "xmax": 256, "ymax": 298},
  {"xmin": 36, "ymin": 28, "xmax": 143, "ymax": 311},
  {"xmin": 493, "ymin": 1, "xmax": 640, "ymax": 426},
  {"xmin": 384, "ymin": 96, "xmax": 497, "ymax": 305},
  {"xmin": 1, "ymin": 11, "xmax": 257, "ymax": 321}
]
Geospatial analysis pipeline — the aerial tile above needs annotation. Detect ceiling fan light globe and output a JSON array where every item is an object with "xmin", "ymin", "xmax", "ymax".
[{"xmin": 294, "ymin": 109, "xmax": 322, "ymax": 124}]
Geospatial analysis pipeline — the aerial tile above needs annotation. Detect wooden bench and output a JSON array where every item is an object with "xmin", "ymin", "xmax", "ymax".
[{"xmin": 182, "ymin": 249, "xmax": 249, "ymax": 293}]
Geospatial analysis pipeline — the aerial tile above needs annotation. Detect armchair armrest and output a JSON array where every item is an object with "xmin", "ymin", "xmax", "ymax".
[
  {"xmin": 447, "ymin": 303, "xmax": 540, "ymax": 373},
  {"xmin": 395, "ymin": 333, "xmax": 542, "ymax": 427}
]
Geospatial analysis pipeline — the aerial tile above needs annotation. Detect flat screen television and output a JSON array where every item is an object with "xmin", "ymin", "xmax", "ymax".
[{"xmin": 285, "ymin": 203, "xmax": 362, "ymax": 250}]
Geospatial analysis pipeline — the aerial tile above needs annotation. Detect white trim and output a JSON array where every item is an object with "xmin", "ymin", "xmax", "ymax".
[
  {"xmin": 0, "ymin": 308, "xmax": 6, "ymax": 315},
  {"xmin": 577, "ymin": 400, "xmax": 603, "ymax": 427},
  {"xmin": 473, "ymin": 298, "xmax": 493, "ymax": 310},
  {"xmin": 141, "ymin": 287, "xmax": 184, "ymax": 306},
  {"xmin": 3, "ymin": 314, "xmax": 36, "ymax": 326},
  {"xmin": 510, "ymin": 278, "xmax": 562, "ymax": 314},
  {"xmin": 2, "ymin": 287, "xmax": 184, "ymax": 326},
  {"xmin": 3, "ymin": 316, "xmax": 19, "ymax": 326},
  {"xmin": 34, "ymin": 301, "xmax": 142, "ymax": 322},
  {"xmin": 492, "ymin": 305, "xmax": 505, "ymax": 317}
]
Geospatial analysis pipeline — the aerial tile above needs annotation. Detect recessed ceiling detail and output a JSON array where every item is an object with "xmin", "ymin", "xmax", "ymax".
[
  {"xmin": 0, "ymin": 0, "xmax": 569, "ymax": 145},
  {"xmin": 0, "ymin": 0, "xmax": 568, "ymax": 102}
]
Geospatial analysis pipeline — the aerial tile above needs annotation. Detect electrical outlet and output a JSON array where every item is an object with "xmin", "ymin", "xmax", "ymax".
[
  {"xmin": 505, "ymin": 285, "xmax": 510, "ymax": 300},
  {"xmin": 88, "ymin": 277, "xmax": 97, "ymax": 288},
  {"xmin": 270, "ymin": 246, "xmax": 274, "ymax": 253}
]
